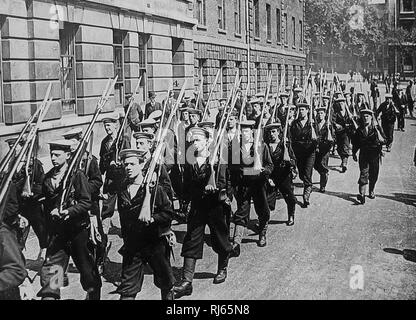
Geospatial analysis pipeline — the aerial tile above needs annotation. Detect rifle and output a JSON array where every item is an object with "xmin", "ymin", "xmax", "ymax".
[
  {"xmin": 326, "ymin": 84, "xmax": 335, "ymax": 142},
  {"xmin": 58, "ymin": 77, "xmax": 118, "ymax": 213},
  {"xmin": 253, "ymin": 71, "xmax": 273, "ymax": 171},
  {"xmin": 115, "ymin": 76, "xmax": 142, "ymax": 162},
  {"xmin": 336, "ymin": 74, "xmax": 358, "ymax": 130},
  {"xmin": 0, "ymin": 94, "xmax": 53, "ymax": 218},
  {"xmin": 137, "ymin": 80, "xmax": 187, "ymax": 223},
  {"xmin": 0, "ymin": 82, "xmax": 52, "ymax": 179},
  {"xmin": 271, "ymin": 69, "xmax": 286, "ymax": 123},
  {"xmin": 202, "ymin": 69, "xmax": 221, "ymax": 121}
]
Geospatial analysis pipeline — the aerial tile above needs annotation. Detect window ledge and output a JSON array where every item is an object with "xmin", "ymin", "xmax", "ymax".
[
  {"xmin": 254, "ymin": 36, "xmax": 261, "ymax": 41},
  {"xmin": 218, "ymin": 28, "xmax": 227, "ymax": 34},
  {"xmin": 267, "ymin": 39, "xmax": 272, "ymax": 44},
  {"xmin": 197, "ymin": 24, "xmax": 207, "ymax": 31},
  {"xmin": 277, "ymin": 41, "xmax": 281, "ymax": 45},
  {"xmin": 292, "ymin": 46, "xmax": 296, "ymax": 49},
  {"xmin": 235, "ymin": 32, "xmax": 242, "ymax": 38}
]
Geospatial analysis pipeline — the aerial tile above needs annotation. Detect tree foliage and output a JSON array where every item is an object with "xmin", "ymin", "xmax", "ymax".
[{"xmin": 305, "ymin": 0, "xmax": 396, "ymax": 59}]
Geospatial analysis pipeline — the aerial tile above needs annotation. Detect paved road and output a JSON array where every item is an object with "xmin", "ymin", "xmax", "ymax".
[{"xmin": 23, "ymin": 79, "xmax": 416, "ymax": 300}]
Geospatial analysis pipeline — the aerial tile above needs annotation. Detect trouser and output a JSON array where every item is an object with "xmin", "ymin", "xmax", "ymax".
[
  {"xmin": 294, "ymin": 151, "xmax": 316, "ymax": 188},
  {"xmin": 88, "ymin": 200, "xmax": 107, "ymax": 268},
  {"xmin": 233, "ymin": 181, "xmax": 270, "ymax": 229},
  {"xmin": 381, "ymin": 121, "xmax": 395, "ymax": 149},
  {"xmin": 408, "ymin": 102, "xmax": 414, "ymax": 116},
  {"xmin": 397, "ymin": 111, "xmax": 405, "ymax": 130},
  {"xmin": 358, "ymin": 153, "xmax": 380, "ymax": 192},
  {"xmin": 335, "ymin": 132, "xmax": 350, "ymax": 166},
  {"xmin": 101, "ymin": 193, "xmax": 117, "ymax": 220},
  {"xmin": 169, "ymin": 164, "xmax": 184, "ymax": 200},
  {"xmin": 37, "ymin": 229, "xmax": 101, "ymax": 299},
  {"xmin": 116, "ymin": 237, "xmax": 175, "ymax": 298},
  {"xmin": 314, "ymin": 148, "xmax": 330, "ymax": 187},
  {"xmin": 21, "ymin": 203, "xmax": 48, "ymax": 249},
  {"xmin": 181, "ymin": 202, "xmax": 232, "ymax": 260},
  {"xmin": 267, "ymin": 174, "xmax": 296, "ymax": 216}
]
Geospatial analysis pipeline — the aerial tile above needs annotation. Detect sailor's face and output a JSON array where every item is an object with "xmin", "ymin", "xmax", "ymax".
[
  {"xmin": 104, "ymin": 122, "xmax": 117, "ymax": 136},
  {"xmin": 228, "ymin": 116, "xmax": 237, "ymax": 129},
  {"xmin": 182, "ymin": 111, "xmax": 189, "ymax": 121},
  {"xmin": 50, "ymin": 150, "xmax": 70, "ymax": 168},
  {"xmin": 281, "ymin": 97, "xmax": 288, "ymax": 105},
  {"xmin": 123, "ymin": 157, "xmax": 144, "ymax": 179},
  {"xmin": 299, "ymin": 107, "xmax": 308, "ymax": 118},
  {"xmin": 136, "ymin": 138, "xmax": 152, "ymax": 153},
  {"xmin": 317, "ymin": 110, "xmax": 326, "ymax": 121},
  {"xmin": 241, "ymin": 128, "xmax": 253, "ymax": 141},
  {"xmin": 363, "ymin": 114, "xmax": 372, "ymax": 125},
  {"xmin": 269, "ymin": 128, "xmax": 280, "ymax": 142},
  {"xmin": 9, "ymin": 143, "xmax": 22, "ymax": 154},
  {"xmin": 190, "ymin": 114, "xmax": 199, "ymax": 125},
  {"xmin": 192, "ymin": 135, "xmax": 207, "ymax": 153}
]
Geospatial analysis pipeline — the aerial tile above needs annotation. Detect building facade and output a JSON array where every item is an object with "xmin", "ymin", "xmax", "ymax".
[
  {"xmin": 193, "ymin": 0, "xmax": 306, "ymax": 100},
  {"xmin": 0, "ymin": 0, "xmax": 305, "ymax": 160}
]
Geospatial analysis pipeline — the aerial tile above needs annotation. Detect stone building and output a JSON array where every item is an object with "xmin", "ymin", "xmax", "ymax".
[
  {"xmin": 193, "ymin": 0, "xmax": 306, "ymax": 100},
  {"xmin": 0, "ymin": 0, "xmax": 305, "ymax": 160}
]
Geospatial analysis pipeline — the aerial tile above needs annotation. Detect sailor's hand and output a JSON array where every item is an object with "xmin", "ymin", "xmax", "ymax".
[
  {"xmin": 353, "ymin": 154, "xmax": 358, "ymax": 162},
  {"xmin": 205, "ymin": 185, "xmax": 216, "ymax": 193},
  {"xmin": 60, "ymin": 209, "xmax": 70, "ymax": 220},
  {"xmin": 51, "ymin": 208, "xmax": 60, "ymax": 219},
  {"xmin": 268, "ymin": 179, "xmax": 275, "ymax": 187},
  {"xmin": 18, "ymin": 215, "xmax": 29, "ymax": 229}
]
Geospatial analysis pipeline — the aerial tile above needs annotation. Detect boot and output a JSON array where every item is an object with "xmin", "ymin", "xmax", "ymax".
[
  {"xmin": 213, "ymin": 254, "xmax": 229, "ymax": 284},
  {"xmin": 287, "ymin": 205, "xmax": 295, "ymax": 226},
  {"xmin": 303, "ymin": 186, "xmax": 312, "ymax": 207},
  {"xmin": 357, "ymin": 185, "xmax": 366, "ymax": 204},
  {"xmin": 369, "ymin": 183, "xmax": 375, "ymax": 199},
  {"xmin": 230, "ymin": 225, "xmax": 244, "ymax": 258},
  {"xmin": 258, "ymin": 224, "xmax": 268, "ymax": 247},
  {"xmin": 85, "ymin": 288, "xmax": 101, "ymax": 300},
  {"xmin": 341, "ymin": 158, "xmax": 348, "ymax": 173},
  {"xmin": 319, "ymin": 173, "xmax": 328, "ymax": 193},
  {"xmin": 173, "ymin": 258, "xmax": 195, "ymax": 299},
  {"xmin": 161, "ymin": 288, "xmax": 175, "ymax": 300}
]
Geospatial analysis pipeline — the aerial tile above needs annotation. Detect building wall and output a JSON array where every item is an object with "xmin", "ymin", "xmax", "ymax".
[
  {"xmin": 193, "ymin": 0, "xmax": 306, "ymax": 101},
  {"xmin": 0, "ymin": 0, "xmax": 196, "ymax": 160}
]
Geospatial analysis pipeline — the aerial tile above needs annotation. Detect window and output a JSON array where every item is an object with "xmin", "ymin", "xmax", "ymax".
[
  {"xmin": 0, "ymin": 18, "xmax": 3, "ymax": 123},
  {"xmin": 283, "ymin": 13, "xmax": 288, "ymax": 45},
  {"xmin": 400, "ymin": 0, "xmax": 414, "ymax": 13},
  {"xmin": 266, "ymin": 4, "xmax": 271, "ymax": 41},
  {"xmin": 277, "ymin": 64, "xmax": 282, "ymax": 89},
  {"xmin": 59, "ymin": 23, "xmax": 78, "ymax": 115},
  {"xmin": 254, "ymin": 0, "xmax": 260, "ymax": 38},
  {"xmin": 300, "ymin": 66, "xmax": 304, "ymax": 86},
  {"xmin": 138, "ymin": 34, "xmax": 148, "ymax": 104},
  {"xmin": 196, "ymin": 0, "xmax": 207, "ymax": 25},
  {"xmin": 292, "ymin": 17, "xmax": 296, "ymax": 48},
  {"xmin": 276, "ymin": 8, "xmax": 281, "ymax": 43},
  {"xmin": 299, "ymin": 20, "xmax": 303, "ymax": 49},
  {"xmin": 285, "ymin": 64, "xmax": 289, "ymax": 84},
  {"xmin": 220, "ymin": 60, "xmax": 226, "ymax": 98},
  {"xmin": 113, "ymin": 30, "xmax": 126, "ymax": 108},
  {"xmin": 234, "ymin": 0, "xmax": 241, "ymax": 34},
  {"xmin": 403, "ymin": 52, "xmax": 414, "ymax": 72},
  {"xmin": 255, "ymin": 63, "xmax": 261, "ymax": 92},
  {"xmin": 218, "ymin": 0, "xmax": 226, "ymax": 30},
  {"xmin": 197, "ymin": 59, "xmax": 206, "ymax": 94},
  {"xmin": 235, "ymin": 61, "xmax": 242, "ymax": 82}
]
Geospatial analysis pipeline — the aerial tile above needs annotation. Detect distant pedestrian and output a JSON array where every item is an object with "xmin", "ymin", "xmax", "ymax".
[{"xmin": 406, "ymin": 80, "xmax": 415, "ymax": 118}]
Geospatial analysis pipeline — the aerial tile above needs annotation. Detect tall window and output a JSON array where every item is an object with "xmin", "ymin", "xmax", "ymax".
[
  {"xmin": 285, "ymin": 64, "xmax": 289, "ymax": 84},
  {"xmin": 218, "ymin": 0, "xmax": 226, "ymax": 30},
  {"xmin": 255, "ymin": 63, "xmax": 261, "ymax": 92},
  {"xmin": 254, "ymin": 0, "xmax": 260, "ymax": 38},
  {"xmin": 0, "ymin": 18, "xmax": 3, "ymax": 123},
  {"xmin": 220, "ymin": 60, "xmax": 227, "ymax": 98},
  {"xmin": 234, "ymin": 0, "xmax": 241, "ymax": 34},
  {"xmin": 276, "ymin": 8, "xmax": 281, "ymax": 43},
  {"xmin": 113, "ymin": 30, "xmax": 126, "ymax": 108},
  {"xmin": 196, "ymin": 0, "xmax": 207, "ymax": 25},
  {"xmin": 235, "ymin": 61, "xmax": 242, "ymax": 82},
  {"xmin": 138, "ymin": 34, "xmax": 148, "ymax": 103},
  {"xmin": 299, "ymin": 20, "xmax": 303, "ymax": 49},
  {"xmin": 59, "ymin": 23, "xmax": 77, "ymax": 115},
  {"xmin": 266, "ymin": 4, "xmax": 271, "ymax": 41},
  {"xmin": 198, "ymin": 59, "xmax": 206, "ymax": 94},
  {"xmin": 284, "ymin": 13, "xmax": 288, "ymax": 45},
  {"xmin": 292, "ymin": 17, "xmax": 296, "ymax": 47}
]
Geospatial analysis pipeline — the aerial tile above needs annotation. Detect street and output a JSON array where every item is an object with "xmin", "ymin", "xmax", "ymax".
[{"xmin": 23, "ymin": 109, "xmax": 416, "ymax": 300}]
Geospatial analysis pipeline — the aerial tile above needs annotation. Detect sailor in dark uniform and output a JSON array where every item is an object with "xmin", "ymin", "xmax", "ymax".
[
  {"xmin": 352, "ymin": 109, "xmax": 386, "ymax": 204},
  {"xmin": 38, "ymin": 140, "xmax": 101, "ymax": 300},
  {"xmin": 115, "ymin": 149, "xmax": 175, "ymax": 300},
  {"xmin": 290, "ymin": 103, "xmax": 317, "ymax": 208},
  {"xmin": 173, "ymin": 127, "xmax": 232, "ymax": 299},
  {"xmin": 264, "ymin": 123, "xmax": 298, "ymax": 226}
]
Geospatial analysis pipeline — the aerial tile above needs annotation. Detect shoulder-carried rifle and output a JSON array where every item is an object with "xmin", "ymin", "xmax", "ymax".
[
  {"xmin": 202, "ymin": 69, "xmax": 221, "ymax": 121},
  {"xmin": 58, "ymin": 77, "xmax": 118, "ymax": 213}
]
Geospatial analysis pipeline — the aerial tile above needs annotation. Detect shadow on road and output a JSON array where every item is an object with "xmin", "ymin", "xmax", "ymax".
[
  {"xmin": 172, "ymin": 266, "xmax": 215, "ymax": 281},
  {"xmin": 323, "ymin": 190, "xmax": 362, "ymax": 205},
  {"xmin": 376, "ymin": 193, "xmax": 416, "ymax": 207},
  {"xmin": 383, "ymin": 248, "xmax": 416, "ymax": 263}
]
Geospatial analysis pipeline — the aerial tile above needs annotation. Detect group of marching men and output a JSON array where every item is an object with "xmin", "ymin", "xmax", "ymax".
[{"xmin": 0, "ymin": 75, "xmax": 401, "ymax": 300}]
